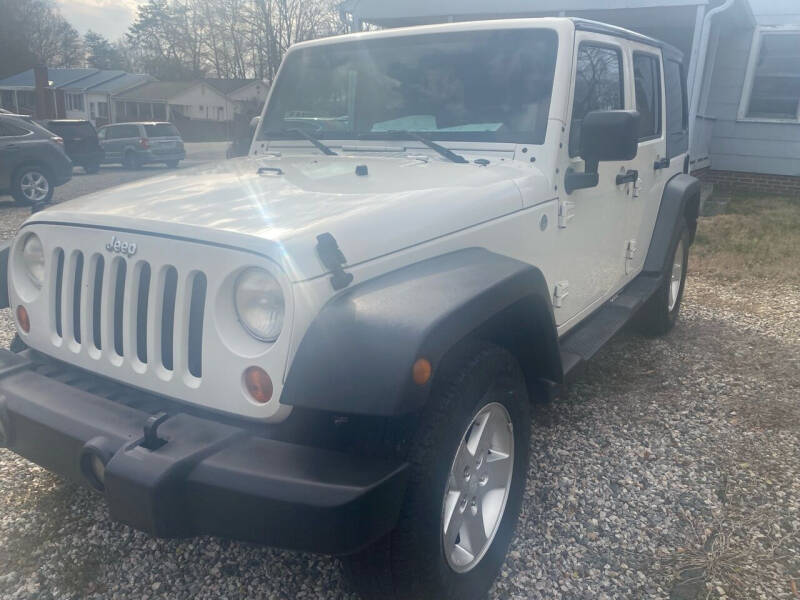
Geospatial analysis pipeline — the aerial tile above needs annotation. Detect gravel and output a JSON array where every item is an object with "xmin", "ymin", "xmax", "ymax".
[{"xmin": 0, "ymin": 196, "xmax": 798, "ymax": 598}]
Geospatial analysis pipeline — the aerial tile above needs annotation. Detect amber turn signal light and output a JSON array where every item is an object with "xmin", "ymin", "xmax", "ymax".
[
  {"xmin": 16, "ymin": 305, "xmax": 30, "ymax": 333},
  {"xmin": 412, "ymin": 358, "xmax": 432, "ymax": 386},
  {"xmin": 244, "ymin": 366, "xmax": 273, "ymax": 404}
]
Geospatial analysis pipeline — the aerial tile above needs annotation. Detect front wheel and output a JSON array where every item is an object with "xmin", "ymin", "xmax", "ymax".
[
  {"xmin": 165, "ymin": 160, "xmax": 180, "ymax": 168},
  {"xmin": 635, "ymin": 219, "xmax": 690, "ymax": 336},
  {"xmin": 12, "ymin": 166, "xmax": 53, "ymax": 205},
  {"xmin": 84, "ymin": 162, "xmax": 100, "ymax": 174},
  {"xmin": 345, "ymin": 342, "xmax": 530, "ymax": 600}
]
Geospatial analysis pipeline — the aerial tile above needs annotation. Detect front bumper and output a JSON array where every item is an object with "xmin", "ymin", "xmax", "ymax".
[{"xmin": 0, "ymin": 350, "xmax": 408, "ymax": 555}]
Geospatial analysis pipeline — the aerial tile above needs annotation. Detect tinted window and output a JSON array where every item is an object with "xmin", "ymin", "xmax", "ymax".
[
  {"xmin": 570, "ymin": 45, "xmax": 624, "ymax": 156},
  {"xmin": 108, "ymin": 125, "xmax": 140, "ymax": 139},
  {"xmin": 664, "ymin": 59, "xmax": 688, "ymax": 157},
  {"xmin": 144, "ymin": 123, "xmax": 180, "ymax": 137},
  {"xmin": 0, "ymin": 121, "xmax": 30, "ymax": 136},
  {"xmin": 633, "ymin": 53, "xmax": 662, "ymax": 139},
  {"xmin": 262, "ymin": 29, "xmax": 559, "ymax": 144},
  {"xmin": 46, "ymin": 121, "xmax": 96, "ymax": 137}
]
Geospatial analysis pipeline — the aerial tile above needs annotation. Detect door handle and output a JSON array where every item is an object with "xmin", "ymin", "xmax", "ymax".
[
  {"xmin": 653, "ymin": 157, "xmax": 670, "ymax": 170},
  {"xmin": 616, "ymin": 169, "xmax": 638, "ymax": 185}
]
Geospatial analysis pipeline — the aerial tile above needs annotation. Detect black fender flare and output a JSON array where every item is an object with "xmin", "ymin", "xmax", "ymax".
[
  {"xmin": 0, "ymin": 241, "xmax": 10, "ymax": 310},
  {"xmin": 281, "ymin": 248, "xmax": 561, "ymax": 416},
  {"xmin": 643, "ymin": 173, "xmax": 700, "ymax": 275}
]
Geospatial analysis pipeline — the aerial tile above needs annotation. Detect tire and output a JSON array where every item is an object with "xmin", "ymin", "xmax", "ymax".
[
  {"xmin": 122, "ymin": 151, "xmax": 141, "ymax": 170},
  {"xmin": 11, "ymin": 165, "xmax": 54, "ymax": 205},
  {"xmin": 84, "ymin": 162, "xmax": 100, "ymax": 174},
  {"xmin": 165, "ymin": 160, "xmax": 180, "ymax": 168},
  {"xmin": 345, "ymin": 341, "xmax": 531, "ymax": 600},
  {"xmin": 636, "ymin": 218, "xmax": 690, "ymax": 336},
  {"xmin": 9, "ymin": 334, "xmax": 27, "ymax": 353}
]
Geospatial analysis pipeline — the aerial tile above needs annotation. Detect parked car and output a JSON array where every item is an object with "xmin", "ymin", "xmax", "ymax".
[
  {"xmin": 97, "ymin": 122, "xmax": 185, "ymax": 169},
  {"xmin": 0, "ymin": 113, "xmax": 72, "ymax": 205},
  {"xmin": 41, "ymin": 119, "xmax": 104, "ymax": 174},
  {"xmin": 0, "ymin": 18, "xmax": 698, "ymax": 600}
]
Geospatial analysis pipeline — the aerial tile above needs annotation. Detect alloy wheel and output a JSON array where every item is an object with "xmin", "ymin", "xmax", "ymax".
[{"xmin": 441, "ymin": 401, "xmax": 514, "ymax": 573}]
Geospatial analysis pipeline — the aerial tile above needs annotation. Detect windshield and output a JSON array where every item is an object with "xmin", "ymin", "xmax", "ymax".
[
  {"xmin": 145, "ymin": 123, "xmax": 180, "ymax": 137},
  {"xmin": 261, "ymin": 28, "xmax": 558, "ymax": 145}
]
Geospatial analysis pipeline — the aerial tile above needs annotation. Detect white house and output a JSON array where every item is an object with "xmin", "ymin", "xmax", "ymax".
[
  {"xmin": 112, "ymin": 80, "xmax": 238, "ymax": 122},
  {"xmin": 204, "ymin": 78, "xmax": 269, "ymax": 112}
]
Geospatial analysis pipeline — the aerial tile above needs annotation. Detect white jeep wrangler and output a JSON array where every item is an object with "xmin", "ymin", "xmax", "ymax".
[{"xmin": 0, "ymin": 18, "xmax": 699, "ymax": 600}]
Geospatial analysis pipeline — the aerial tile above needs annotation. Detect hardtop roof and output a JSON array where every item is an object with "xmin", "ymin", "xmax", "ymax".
[{"xmin": 290, "ymin": 17, "xmax": 682, "ymax": 61}]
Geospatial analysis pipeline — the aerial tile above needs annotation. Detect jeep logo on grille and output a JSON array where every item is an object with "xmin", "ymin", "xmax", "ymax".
[{"xmin": 105, "ymin": 235, "xmax": 137, "ymax": 257}]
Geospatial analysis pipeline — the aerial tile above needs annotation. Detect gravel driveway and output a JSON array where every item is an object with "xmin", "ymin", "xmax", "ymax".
[{"xmin": 0, "ymin": 202, "xmax": 797, "ymax": 599}]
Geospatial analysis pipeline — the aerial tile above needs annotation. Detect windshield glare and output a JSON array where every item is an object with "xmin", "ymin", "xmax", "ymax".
[{"xmin": 261, "ymin": 28, "xmax": 558, "ymax": 145}]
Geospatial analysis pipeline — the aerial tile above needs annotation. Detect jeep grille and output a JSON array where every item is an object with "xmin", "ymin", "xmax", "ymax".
[{"xmin": 51, "ymin": 248, "xmax": 207, "ymax": 380}]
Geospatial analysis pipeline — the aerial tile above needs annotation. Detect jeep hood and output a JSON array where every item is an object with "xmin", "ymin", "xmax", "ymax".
[{"xmin": 28, "ymin": 155, "xmax": 542, "ymax": 281}]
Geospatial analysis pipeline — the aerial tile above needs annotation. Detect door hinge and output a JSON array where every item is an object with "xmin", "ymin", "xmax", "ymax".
[
  {"xmin": 558, "ymin": 200, "xmax": 575, "ymax": 229},
  {"xmin": 553, "ymin": 281, "xmax": 569, "ymax": 308},
  {"xmin": 625, "ymin": 239, "xmax": 638, "ymax": 259},
  {"xmin": 625, "ymin": 240, "xmax": 638, "ymax": 274}
]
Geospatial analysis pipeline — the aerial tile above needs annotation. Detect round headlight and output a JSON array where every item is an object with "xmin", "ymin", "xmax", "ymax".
[
  {"xmin": 21, "ymin": 233, "xmax": 45, "ymax": 287},
  {"xmin": 234, "ymin": 268, "xmax": 285, "ymax": 342}
]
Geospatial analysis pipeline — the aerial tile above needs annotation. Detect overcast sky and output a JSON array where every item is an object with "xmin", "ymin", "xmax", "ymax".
[{"xmin": 57, "ymin": 0, "xmax": 144, "ymax": 40}]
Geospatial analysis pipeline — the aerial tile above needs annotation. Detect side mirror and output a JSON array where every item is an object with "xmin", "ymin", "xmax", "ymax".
[
  {"xmin": 249, "ymin": 116, "xmax": 261, "ymax": 131},
  {"xmin": 580, "ymin": 110, "xmax": 640, "ymax": 165},
  {"xmin": 565, "ymin": 110, "xmax": 640, "ymax": 194}
]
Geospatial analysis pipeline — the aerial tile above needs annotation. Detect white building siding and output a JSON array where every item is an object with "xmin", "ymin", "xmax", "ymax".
[
  {"xmin": 704, "ymin": 1, "xmax": 800, "ymax": 175},
  {"xmin": 170, "ymin": 83, "xmax": 234, "ymax": 121}
]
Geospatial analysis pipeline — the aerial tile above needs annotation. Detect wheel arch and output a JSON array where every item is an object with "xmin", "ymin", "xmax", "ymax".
[
  {"xmin": 11, "ymin": 160, "xmax": 53, "ymax": 184},
  {"xmin": 281, "ymin": 248, "xmax": 562, "ymax": 417},
  {"xmin": 644, "ymin": 173, "xmax": 701, "ymax": 275}
]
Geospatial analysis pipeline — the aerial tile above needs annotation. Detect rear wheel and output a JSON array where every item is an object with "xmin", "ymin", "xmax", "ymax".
[
  {"xmin": 165, "ymin": 160, "xmax": 180, "ymax": 168},
  {"xmin": 345, "ymin": 342, "xmax": 530, "ymax": 600},
  {"xmin": 12, "ymin": 166, "xmax": 53, "ymax": 205},
  {"xmin": 84, "ymin": 162, "xmax": 100, "ymax": 174},
  {"xmin": 123, "ymin": 151, "xmax": 141, "ymax": 170},
  {"xmin": 636, "ymin": 219, "xmax": 690, "ymax": 336}
]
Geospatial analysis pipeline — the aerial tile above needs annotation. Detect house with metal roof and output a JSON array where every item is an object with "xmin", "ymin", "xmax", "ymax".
[
  {"xmin": 342, "ymin": 0, "xmax": 800, "ymax": 193},
  {"xmin": 0, "ymin": 68, "xmax": 154, "ymax": 125}
]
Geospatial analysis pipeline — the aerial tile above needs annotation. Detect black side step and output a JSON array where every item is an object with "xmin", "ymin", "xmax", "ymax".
[{"xmin": 559, "ymin": 273, "xmax": 662, "ymax": 379}]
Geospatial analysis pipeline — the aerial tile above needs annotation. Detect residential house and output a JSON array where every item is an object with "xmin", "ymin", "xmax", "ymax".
[
  {"xmin": 0, "ymin": 68, "xmax": 98, "ymax": 118},
  {"xmin": 204, "ymin": 78, "xmax": 269, "ymax": 114},
  {"xmin": 0, "ymin": 68, "xmax": 155, "ymax": 126},
  {"xmin": 82, "ymin": 72, "xmax": 154, "ymax": 126},
  {"xmin": 342, "ymin": 0, "xmax": 800, "ymax": 193}
]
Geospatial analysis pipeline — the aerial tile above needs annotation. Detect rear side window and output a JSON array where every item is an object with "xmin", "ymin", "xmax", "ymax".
[
  {"xmin": 144, "ymin": 124, "xmax": 179, "ymax": 137},
  {"xmin": 664, "ymin": 59, "xmax": 688, "ymax": 157},
  {"xmin": 109, "ymin": 125, "xmax": 140, "ymax": 139},
  {"xmin": 633, "ymin": 53, "xmax": 662, "ymax": 139},
  {"xmin": 570, "ymin": 44, "xmax": 624, "ymax": 156},
  {"xmin": 0, "ymin": 121, "xmax": 30, "ymax": 136}
]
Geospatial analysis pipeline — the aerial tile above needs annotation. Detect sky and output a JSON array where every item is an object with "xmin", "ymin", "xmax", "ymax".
[{"xmin": 56, "ymin": 0, "xmax": 144, "ymax": 41}]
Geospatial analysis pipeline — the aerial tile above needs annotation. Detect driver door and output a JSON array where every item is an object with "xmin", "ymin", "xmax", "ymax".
[{"xmin": 553, "ymin": 35, "xmax": 633, "ymax": 329}]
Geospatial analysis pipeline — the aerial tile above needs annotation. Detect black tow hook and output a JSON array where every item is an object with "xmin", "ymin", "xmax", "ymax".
[{"xmin": 142, "ymin": 411, "xmax": 170, "ymax": 450}]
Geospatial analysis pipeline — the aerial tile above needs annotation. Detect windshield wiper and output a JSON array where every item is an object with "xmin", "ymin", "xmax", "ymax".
[
  {"xmin": 386, "ymin": 131, "xmax": 468, "ymax": 164},
  {"xmin": 282, "ymin": 128, "xmax": 338, "ymax": 156}
]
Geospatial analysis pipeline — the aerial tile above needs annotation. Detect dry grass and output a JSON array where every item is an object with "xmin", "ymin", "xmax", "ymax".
[{"xmin": 690, "ymin": 195, "xmax": 800, "ymax": 284}]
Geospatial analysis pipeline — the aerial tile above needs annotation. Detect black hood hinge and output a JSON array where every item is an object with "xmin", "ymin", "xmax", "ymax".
[{"xmin": 316, "ymin": 233, "xmax": 354, "ymax": 291}]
